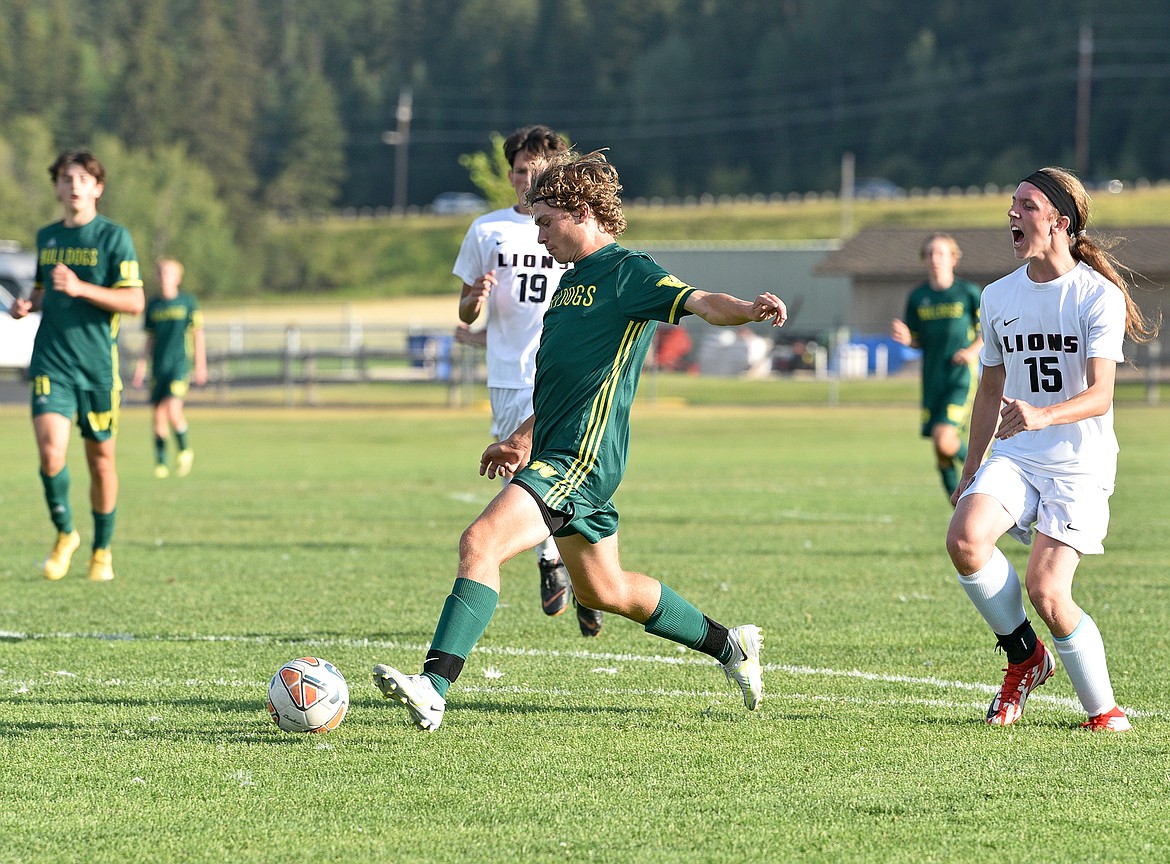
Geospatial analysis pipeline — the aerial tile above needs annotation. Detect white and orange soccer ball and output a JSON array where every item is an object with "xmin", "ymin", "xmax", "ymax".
[{"xmin": 267, "ymin": 657, "xmax": 349, "ymax": 733}]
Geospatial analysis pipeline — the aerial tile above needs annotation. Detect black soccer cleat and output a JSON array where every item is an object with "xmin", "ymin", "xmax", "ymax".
[
  {"xmin": 539, "ymin": 558, "xmax": 571, "ymax": 616},
  {"xmin": 574, "ymin": 597, "xmax": 603, "ymax": 638}
]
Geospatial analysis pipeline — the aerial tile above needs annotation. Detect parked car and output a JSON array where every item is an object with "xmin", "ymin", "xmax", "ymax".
[
  {"xmin": 0, "ymin": 242, "xmax": 40, "ymax": 372},
  {"xmin": 852, "ymin": 177, "xmax": 905, "ymax": 200},
  {"xmin": 431, "ymin": 191, "xmax": 489, "ymax": 215}
]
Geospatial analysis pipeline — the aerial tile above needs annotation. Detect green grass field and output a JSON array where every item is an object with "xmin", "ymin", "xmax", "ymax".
[{"xmin": 1, "ymin": 388, "xmax": 1168, "ymax": 863}]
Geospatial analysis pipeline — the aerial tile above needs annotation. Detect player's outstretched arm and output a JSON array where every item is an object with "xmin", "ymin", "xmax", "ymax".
[{"xmin": 684, "ymin": 290, "xmax": 787, "ymax": 327}]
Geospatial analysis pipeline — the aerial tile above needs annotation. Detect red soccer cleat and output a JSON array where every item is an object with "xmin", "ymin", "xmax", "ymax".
[
  {"xmin": 986, "ymin": 640, "xmax": 1055, "ymax": 726},
  {"xmin": 1081, "ymin": 705, "xmax": 1132, "ymax": 732}
]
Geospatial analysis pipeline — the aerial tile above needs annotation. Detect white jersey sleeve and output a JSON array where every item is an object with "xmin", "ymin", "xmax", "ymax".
[
  {"xmin": 979, "ymin": 262, "xmax": 1126, "ymax": 480},
  {"xmin": 452, "ymin": 207, "xmax": 571, "ymax": 389}
]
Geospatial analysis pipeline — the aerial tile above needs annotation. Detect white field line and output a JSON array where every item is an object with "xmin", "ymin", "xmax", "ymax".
[{"xmin": 0, "ymin": 628, "xmax": 1157, "ymax": 718}]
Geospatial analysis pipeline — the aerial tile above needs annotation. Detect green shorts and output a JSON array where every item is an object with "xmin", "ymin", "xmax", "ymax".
[
  {"xmin": 919, "ymin": 397, "xmax": 972, "ymax": 437},
  {"xmin": 150, "ymin": 375, "xmax": 190, "ymax": 405},
  {"xmin": 31, "ymin": 375, "xmax": 120, "ymax": 441},
  {"xmin": 512, "ymin": 457, "xmax": 620, "ymax": 545},
  {"xmin": 921, "ymin": 368, "xmax": 977, "ymax": 437}
]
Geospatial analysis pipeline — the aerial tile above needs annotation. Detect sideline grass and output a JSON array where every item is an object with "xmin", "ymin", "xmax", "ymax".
[{"xmin": 1, "ymin": 398, "xmax": 1168, "ymax": 863}]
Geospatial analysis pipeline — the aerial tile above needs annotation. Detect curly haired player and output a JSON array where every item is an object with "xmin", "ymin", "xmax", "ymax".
[
  {"xmin": 374, "ymin": 150, "xmax": 788, "ymax": 730},
  {"xmin": 453, "ymin": 125, "xmax": 602, "ymax": 636}
]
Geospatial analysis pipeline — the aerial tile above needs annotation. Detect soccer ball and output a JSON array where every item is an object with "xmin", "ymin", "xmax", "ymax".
[{"xmin": 267, "ymin": 657, "xmax": 349, "ymax": 733}]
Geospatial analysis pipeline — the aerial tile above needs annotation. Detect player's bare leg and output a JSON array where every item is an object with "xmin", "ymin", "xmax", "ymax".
[
  {"xmin": 559, "ymin": 532, "xmax": 763, "ymax": 709},
  {"xmin": 373, "ymin": 485, "xmax": 551, "ymax": 730}
]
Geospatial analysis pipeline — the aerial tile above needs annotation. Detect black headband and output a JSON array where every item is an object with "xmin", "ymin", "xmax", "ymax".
[{"xmin": 1021, "ymin": 170, "xmax": 1082, "ymax": 235}]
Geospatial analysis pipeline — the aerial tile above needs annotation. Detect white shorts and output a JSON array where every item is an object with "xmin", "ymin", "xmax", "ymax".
[
  {"xmin": 489, "ymin": 387, "xmax": 535, "ymax": 441},
  {"xmin": 960, "ymin": 454, "xmax": 1113, "ymax": 555}
]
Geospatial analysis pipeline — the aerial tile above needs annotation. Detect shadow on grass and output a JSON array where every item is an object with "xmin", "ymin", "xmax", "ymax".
[
  {"xmin": 124, "ymin": 538, "xmax": 382, "ymax": 551},
  {"xmin": 0, "ymin": 692, "xmax": 649, "ymax": 744},
  {"xmin": 0, "ymin": 695, "xmax": 327, "ymax": 745},
  {"xmin": 436, "ymin": 698, "xmax": 655, "ymax": 723}
]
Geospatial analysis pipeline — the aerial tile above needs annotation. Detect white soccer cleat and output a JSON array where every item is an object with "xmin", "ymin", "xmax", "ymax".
[
  {"xmin": 372, "ymin": 664, "xmax": 446, "ymax": 731},
  {"xmin": 722, "ymin": 624, "xmax": 764, "ymax": 711}
]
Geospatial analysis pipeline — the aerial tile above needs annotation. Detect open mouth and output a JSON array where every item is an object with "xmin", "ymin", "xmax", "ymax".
[{"xmin": 1010, "ymin": 226, "xmax": 1024, "ymax": 247}]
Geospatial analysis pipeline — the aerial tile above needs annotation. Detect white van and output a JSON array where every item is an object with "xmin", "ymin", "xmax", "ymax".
[{"xmin": 0, "ymin": 241, "xmax": 40, "ymax": 372}]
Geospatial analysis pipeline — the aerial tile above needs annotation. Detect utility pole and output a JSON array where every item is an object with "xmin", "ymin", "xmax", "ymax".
[
  {"xmin": 1075, "ymin": 22, "xmax": 1093, "ymax": 176},
  {"xmin": 840, "ymin": 151, "xmax": 855, "ymax": 238},
  {"xmin": 381, "ymin": 87, "xmax": 413, "ymax": 211}
]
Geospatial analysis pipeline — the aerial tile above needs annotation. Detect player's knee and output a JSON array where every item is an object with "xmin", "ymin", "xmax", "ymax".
[
  {"xmin": 1026, "ymin": 583, "xmax": 1069, "ymax": 629},
  {"xmin": 86, "ymin": 453, "xmax": 117, "ymax": 481},
  {"xmin": 458, "ymin": 520, "xmax": 510, "ymax": 569},
  {"xmin": 39, "ymin": 452, "xmax": 67, "ymax": 476},
  {"xmin": 945, "ymin": 524, "xmax": 985, "ymax": 572}
]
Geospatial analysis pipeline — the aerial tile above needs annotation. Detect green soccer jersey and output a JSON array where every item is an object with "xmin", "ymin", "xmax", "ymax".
[
  {"xmin": 531, "ymin": 243, "xmax": 696, "ymax": 508},
  {"xmin": 144, "ymin": 293, "xmax": 202, "ymax": 379},
  {"xmin": 903, "ymin": 279, "xmax": 981, "ymax": 409},
  {"xmin": 31, "ymin": 215, "xmax": 142, "ymax": 390}
]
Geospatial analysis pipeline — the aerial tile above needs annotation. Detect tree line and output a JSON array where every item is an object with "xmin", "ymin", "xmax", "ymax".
[{"xmin": 2, "ymin": 0, "xmax": 1167, "ymax": 296}]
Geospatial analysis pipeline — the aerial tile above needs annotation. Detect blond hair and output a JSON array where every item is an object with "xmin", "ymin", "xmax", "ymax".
[
  {"xmin": 919, "ymin": 232, "xmax": 961, "ymax": 262},
  {"xmin": 157, "ymin": 257, "xmax": 185, "ymax": 280}
]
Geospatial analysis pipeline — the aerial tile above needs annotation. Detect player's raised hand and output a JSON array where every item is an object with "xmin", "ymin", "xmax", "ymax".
[
  {"xmin": 470, "ymin": 270, "xmax": 497, "ymax": 300},
  {"xmin": 459, "ymin": 270, "xmax": 498, "ymax": 324},
  {"xmin": 752, "ymin": 292, "xmax": 787, "ymax": 327}
]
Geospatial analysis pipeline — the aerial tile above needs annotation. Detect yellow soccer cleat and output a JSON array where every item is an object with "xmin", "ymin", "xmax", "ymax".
[
  {"xmin": 43, "ymin": 530, "xmax": 81, "ymax": 581},
  {"xmin": 88, "ymin": 548, "xmax": 115, "ymax": 582},
  {"xmin": 153, "ymin": 463, "xmax": 170, "ymax": 479},
  {"xmin": 176, "ymin": 449, "xmax": 195, "ymax": 477}
]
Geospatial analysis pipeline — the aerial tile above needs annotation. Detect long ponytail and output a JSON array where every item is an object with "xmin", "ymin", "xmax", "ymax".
[{"xmin": 1039, "ymin": 167, "xmax": 1161, "ymax": 344}]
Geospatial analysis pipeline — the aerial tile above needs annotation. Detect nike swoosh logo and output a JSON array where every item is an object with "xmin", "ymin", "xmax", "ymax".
[
  {"xmin": 1003, "ymin": 317, "xmax": 1020, "ymax": 326},
  {"xmin": 1065, "ymin": 523, "xmax": 1078, "ymax": 531}
]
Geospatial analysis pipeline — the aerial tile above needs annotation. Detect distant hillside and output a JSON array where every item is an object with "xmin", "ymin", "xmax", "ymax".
[{"xmin": 250, "ymin": 184, "xmax": 1170, "ymax": 303}]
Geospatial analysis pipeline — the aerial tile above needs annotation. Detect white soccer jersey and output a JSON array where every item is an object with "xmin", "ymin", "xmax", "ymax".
[
  {"xmin": 979, "ymin": 261, "xmax": 1127, "ymax": 480},
  {"xmin": 453, "ymin": 206, "xmax": 571, "ymax": 389}
]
